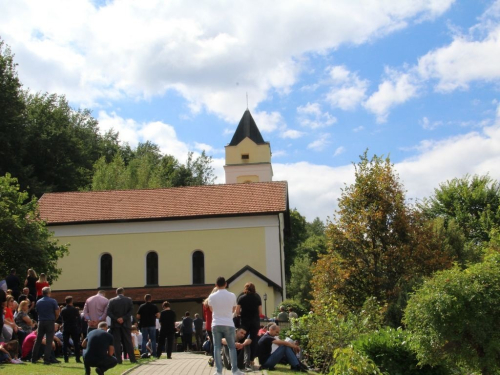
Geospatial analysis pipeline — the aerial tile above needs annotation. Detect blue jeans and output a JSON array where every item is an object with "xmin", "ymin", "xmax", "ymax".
[
  {"xmin": 212, "ymin": 325, "xmax": 238, "ymax": 374},
  {"xmin": 141, "ymin": 326, "xmax": 157, "ymax": 355},
  {"xmin": 263, "ymin": 345, "xmax": 299, "ymax": 369}
]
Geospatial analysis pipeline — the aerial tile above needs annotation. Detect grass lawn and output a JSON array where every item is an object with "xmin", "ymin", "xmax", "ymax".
[{"xmin": 0, "ymin": 357, "xmax": 154, "ymax": 375}]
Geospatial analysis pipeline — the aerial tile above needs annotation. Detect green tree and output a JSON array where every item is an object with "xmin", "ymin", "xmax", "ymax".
[
  {"xmin": 421, "ymin": 175, "xmax": 500, "ymax": 265},
  {"xmin": 284, "ymin": 209, "xmax": 308, "ymax": 280},
  {"xmin": 287, "ymin": 255, "xmax": 314, "ymax": 308},
  {"xmin": 21, "ymin": 93, "xmax": 103, "ymax": 196},
  {"xmin": 405, "ymin": 251, "xmax": 500, "ymax": 375},
  {"xmin": 0, "ymin": 39, "xmax": 27, "ymax": 184},
  {"xmin": 0, "ymin": 174, "xmax": 69, "ymax": 281},
  {"xmin": 312, "ymin": 152, "xmax": 453, "ymax": 319}
]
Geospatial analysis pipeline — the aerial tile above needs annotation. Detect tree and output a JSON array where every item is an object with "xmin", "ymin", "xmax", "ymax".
[
  {"xmin": 287, "ymin": 255, "xmax": 314, "ymax": 308},
  {"xmin": 0, "ymin": 39, "xmax": 27, "ymax": 185},
  {"xmin": 0, "ymin": 174, "xmax": 69, "ymax": 281},
  {"xmin": 21, "ymin": 92, "xmax": 103, "ymax": 196},
  {"xmin": 91, "ymin": 144, "xmax": 216, "ymax": 191},
  {"xmin": 284, "ymin": 209, "xmax": 308, "ymax": 280},
  {"xmin": 312, "ymin": 152, "xmax": 453, "ymax": 318},
  {"xmin": 421, "ymin": 175, "xmax": 500, "ymax": 266},
  {"xmin": 405, "ymin": 251, "xmax": 500, "ymax": 375}
]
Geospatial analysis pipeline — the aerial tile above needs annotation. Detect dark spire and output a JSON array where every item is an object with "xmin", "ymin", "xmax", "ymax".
[{"xmin": 229, "ymin": 109, "xmax": 267, "ymax": 146}]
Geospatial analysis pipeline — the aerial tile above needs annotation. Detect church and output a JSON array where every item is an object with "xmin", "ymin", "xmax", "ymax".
[{"xmin": 38, "ymin": 109, "xmax": 290, "ymax": 317}]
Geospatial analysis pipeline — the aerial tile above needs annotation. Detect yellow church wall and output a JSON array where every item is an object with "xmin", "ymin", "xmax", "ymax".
[
  {"xmin": 225, "ymin": 137, "xmax": 271, "ymax": 165},
  {"xmin": 51, "ymin": 226, "xmax": 268, "ymax": 291}
]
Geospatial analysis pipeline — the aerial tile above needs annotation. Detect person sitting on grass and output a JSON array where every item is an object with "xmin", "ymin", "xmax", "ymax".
[
  {"xmin": 257, "ymin": 324, "xmax": 306, "ymax": 372},
  {"xmin": 0, "ymin": 340, "xmax": 22, "ymax": 364},
  {"xmin": 82, "ymin": 321, "xmax": 117, "ymax": 375},
  {"xmin": 21, "ymin": 328, "xmax": 58, "ymax": 363},
  {"xmin": 222, "ymin": 327, "xmax": 252, "ymax": 371}
]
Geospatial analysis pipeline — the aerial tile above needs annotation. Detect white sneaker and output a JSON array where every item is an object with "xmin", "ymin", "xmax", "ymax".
[{"xmin": 232, "ymin": 371, "xmax": 246, "ymax": 375}]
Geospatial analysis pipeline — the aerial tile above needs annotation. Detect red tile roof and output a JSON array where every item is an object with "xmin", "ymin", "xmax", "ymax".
[
  {"xmin": 38, "ymin": 181, "xmax": 288, "ymax": 225},
  {"xmin": 51, "ymin": 285, "xmax": 215, "ymax": 305}
]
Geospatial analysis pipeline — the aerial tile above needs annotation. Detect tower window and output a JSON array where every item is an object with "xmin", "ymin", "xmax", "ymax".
[{"xmin": 241, "ymin": 154, "xmax": 249, "ymax": 160}]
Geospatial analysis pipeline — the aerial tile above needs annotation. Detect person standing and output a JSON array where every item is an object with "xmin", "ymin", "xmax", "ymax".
[
  {"xmin": 32, "ymin": 287, "xmax": 60, "ymax": 364},
  {"xmin": 83, "ymin": 290, "xmax": 108, "ymax": 334},
  {"xmin": 82, "ymin": 321, "xmax": 117, "ymax": 375},
  {"xmin": 208, "ymin": 276, "xmax": 243, "ymax": 375},
  {"xmin": 107, "ymin": 287, "xmax": 136, "ymax": 364},
  {"xmin": 180, "ymin": 311, "xmax": 193, "ymax": 352},
  {"xmin": 203, "ymin": 292, "xmax": 215, "ymax": 366},
  {"xmin": 24, "ymin": 269, "xmax": 38, "ymax": 300},
  {"xmin": 236, "ymin": 282, "xmax": 262, "ymax": 370},
  {"xmin": 0, "ymin": 287, "xmax": 6, "ymax": 338},
  {"xmin": 156, "ymin": 301, "xmax": 176, "ymax": 359},
  {"xmin": 193, "ymin": 313, "xmax": 204, "ymax": 351},
  {"xmin": 60, "ymin": 296, "xmax": 82, "ymax": 363},
  {"xmin": 6, "ymin": 269, "xmax": 21, "ymax": 301},
  {"xmin": 136, "ymin": 294, "xmax": 159, "ymax": 356},
  {"xmin": 35, "ymin": 273, "xmax": 49, "ymax": 301}
]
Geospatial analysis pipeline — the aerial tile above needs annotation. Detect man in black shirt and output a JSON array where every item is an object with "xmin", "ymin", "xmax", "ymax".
[
  {"xmin": 6, "ymin": 269, "xmax": 21, "ymax": 300},
  {"xmin": 257, "ymin": 324, "xmax": 305, "ymax": 372},
  {"xmin": 82, "ymin": 321, "xmax": 117, "ymax": 375},
  {"xmin": 0, "ymin": 288, "xmax": 6, "ymax": 335},
  {"xmin": 156, "ymin": 301, "xmax": 176, "ymax": 359},
  {"xmin": 60, "ymin": 296, "xmax": 82, "ymax": 363},
  {"xmin": 136, "ymin": 294, "xmax": 159, "ymax": 356}
]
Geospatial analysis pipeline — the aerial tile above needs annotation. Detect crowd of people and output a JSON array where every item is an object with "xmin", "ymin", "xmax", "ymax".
[{"xmin": 1, "ymin": 268, "xmax": 307, "ymax": 374}]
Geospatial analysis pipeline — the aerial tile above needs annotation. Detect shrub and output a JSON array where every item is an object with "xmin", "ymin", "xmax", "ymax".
[
  {"xmin": 404, "ymin": 252, "xmax": 500, "ymax": 375},
  {"xmin": 353, "ymin": 328, "xmax": 448, "ymax": 375},
  {"xmin": 330, "ymin": 346, "xmax": 383, "ymax": 375}
]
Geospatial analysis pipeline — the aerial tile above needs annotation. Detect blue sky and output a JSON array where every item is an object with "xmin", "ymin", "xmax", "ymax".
[{"xmin": 1, "ymin": 0, "xmax": 500, "ymax": 220}]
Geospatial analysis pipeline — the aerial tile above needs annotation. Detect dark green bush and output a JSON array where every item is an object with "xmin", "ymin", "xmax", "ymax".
[{"xmin": 353, "ymin": 328, "xmax": 448, "ymax": 375}]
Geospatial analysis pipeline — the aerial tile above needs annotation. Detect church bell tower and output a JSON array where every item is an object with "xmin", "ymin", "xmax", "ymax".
[{"xmin": 224, "ymin": 110, "xmax": 273, "ymax": 184}]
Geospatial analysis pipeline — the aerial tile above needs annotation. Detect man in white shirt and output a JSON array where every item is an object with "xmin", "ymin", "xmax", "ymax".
[{"xmin": 208, "ymin": 277, "xmax": 243, "ymax": 375}]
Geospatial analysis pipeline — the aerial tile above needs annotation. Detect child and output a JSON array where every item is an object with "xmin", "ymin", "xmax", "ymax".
[
  {"xmin": 131, "ymin": 325, "xmax": 141, "ymax": 358},
  {"xmin": 0, "ymin": 340, "xmax": 22, "ymax": 364}
]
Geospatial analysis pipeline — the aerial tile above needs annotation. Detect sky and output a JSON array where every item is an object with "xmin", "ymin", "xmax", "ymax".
[{"xmin": 1, "ymin": 0, "xmax": 500, "ymax": 221}]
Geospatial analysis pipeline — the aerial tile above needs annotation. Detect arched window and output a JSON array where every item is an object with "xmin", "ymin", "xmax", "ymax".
[
  {"xmin": 146, "ymin": 251, "xmax": 159, "ymax": 286},
  {"xmin": 100, "ymin": 253, "xmax": 112, "ymax": 288},
  {"xmin": 192, "ymin": 251, "xmax": 205, "ymax": 285}
]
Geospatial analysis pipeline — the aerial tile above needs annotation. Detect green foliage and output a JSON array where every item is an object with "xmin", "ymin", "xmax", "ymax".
[
  {"xmin": 91, "ymin": 147, "xmax": 215, "ymax": 190},
  {"xmin": 304, "ymin": 297, "xmax": 384, "ymax": 373},
  {"xmin": 287, "ymin": 256, "xmax": 314, "ymax": 309},
  {"xmin": 330, "ymin": 347, "xmax": 384, "ymax": 375},
  {"xmin": 353, "ymin": 328, "xmax": 448, "ymax": 375},
  {"xmin": 272, "ymin": 299, "xmax": 309, "ymax": 319},
  {"xmin": 313, "ymin": 151, "xmax": 453, "ymax": 324},
  {"xmin": 421, "ymin": 174, "xmax": 500, "ymax": 265},
  {"xmin": 404, "ymin": 252, "xmax": 500, "ymax": 375},
  {"xmin": 0, "ymin": 174, "xmax": 69, "ymax": 281},
  {"xmin": 0, "ymin": 39, "xmax": 27, "ymax": 186}
]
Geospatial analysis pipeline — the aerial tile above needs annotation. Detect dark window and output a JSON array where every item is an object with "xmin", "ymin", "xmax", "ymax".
[
  {"xmin": 192, "ymin": 251, "xmax": 205, "ymax": 284},
  {"xmin": 100, "ymin": 253, "xmax": 112, "ymax": 288},
  {"xmin": 146, "ymin": 252, "xmax": 159, "ymax": 286},
  {"xmin": 241, "ymin": 154, "xmax": 249, "ymax": 160}
]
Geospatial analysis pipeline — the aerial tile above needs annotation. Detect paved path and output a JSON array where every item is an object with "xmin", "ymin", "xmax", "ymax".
[{"xmin": 127, "ymin": 352, "xmax": 262, "ymax": 375}]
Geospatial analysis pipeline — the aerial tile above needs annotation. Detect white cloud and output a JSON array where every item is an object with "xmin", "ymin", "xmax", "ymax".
[
  {"xmin": 364, "ymin": 68, "xmax": 419, "ymax": 123},
  {"xmin": 326, "ymin": 65, "xmax": 369, "ymax": 110},
  {"xmin": 334, "ymin": 146, "xmax": 346, "ymax": 156},
  {"xmin": 307, "ymin": 134, "xmax": 331, "ymax": 151},
  {"xmin": 98, "ymin": 111, "xmax": 190, "ymax": 162},
  {"xmin": 297, "ymin": 102, "xmax": 336, "ymax": 129},
  {"xmin": 252, "ymin": 111, "xmax": 285, "ymax": 133},
  {"xmin": 281, "ymin": 129, "xmax": 306, "ymax": 139},
  {"xmin": 0, "ymin": 0, "xmax": 455, "ymax": 123},
  {"xmin": 353, "ymin": 126, "xmax": 365, "ymax": 132},
  {"xmin": 420, "ymin": 116, "xmax": 444, "ymax": 130}
]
